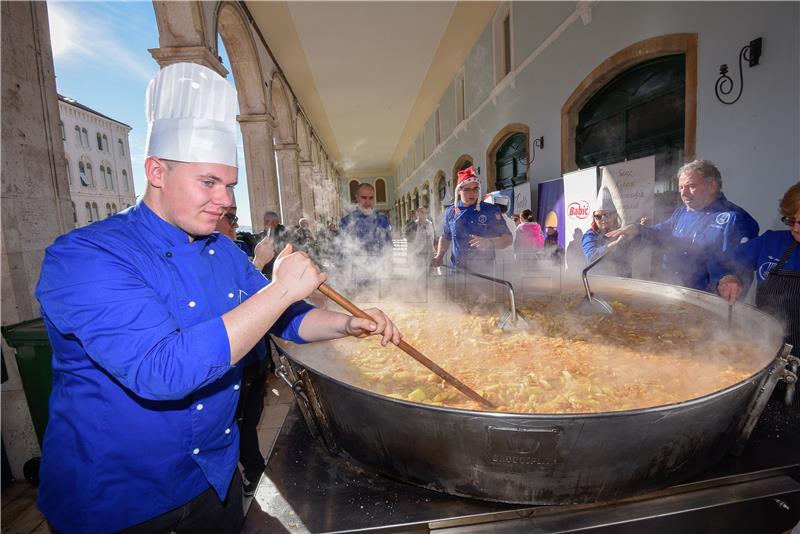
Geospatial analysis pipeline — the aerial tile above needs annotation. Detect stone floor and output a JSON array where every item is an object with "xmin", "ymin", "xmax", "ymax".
[{"xmin": 1, "ymin": 373, "xmax": 296, "ymax": 534}]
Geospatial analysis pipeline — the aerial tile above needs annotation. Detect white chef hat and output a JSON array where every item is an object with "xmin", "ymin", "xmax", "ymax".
[
  {"xmin": 145, "ymin": 62, "xmax": 238, "ymax": 167},
  {"xmin": 593, "ymin": 186, "xmax": 616, "ymax": 213}
]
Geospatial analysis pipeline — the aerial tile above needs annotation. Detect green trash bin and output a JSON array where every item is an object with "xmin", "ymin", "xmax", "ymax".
[{"xmin": 1, "ymin": 318, "xmax": 53, "ymax": 446}]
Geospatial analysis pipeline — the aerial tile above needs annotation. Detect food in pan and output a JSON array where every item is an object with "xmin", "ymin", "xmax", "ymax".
[{"xmin": 289, "ymin": 295, "xmax": 772, "ymax": 413}]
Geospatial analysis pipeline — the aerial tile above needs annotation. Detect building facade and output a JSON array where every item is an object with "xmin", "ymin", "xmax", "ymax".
[{"xmin": 58, "ymin": 95, "xmax": 136, "ymax": 228}]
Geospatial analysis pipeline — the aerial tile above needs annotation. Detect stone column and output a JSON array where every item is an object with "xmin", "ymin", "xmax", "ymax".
[
  {"xmin": 237, "ymin": 113, "xmax": 279, "ymax": 234},
  {"xmin": 2, "ymin": 0, "xmax": 74, "ymax": 478},
  {"xmin": 274, "ymin": 143, "xmax": 302, "ymax": 226},
  {"xmin": 298, "ymin": 160, "xmax": 315, "ymax": 219}
]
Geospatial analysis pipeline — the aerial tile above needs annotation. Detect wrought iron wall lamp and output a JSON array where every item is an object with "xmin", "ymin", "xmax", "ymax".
[{"xmin": 715, "ymin": 37, "xmax": 762, "ymax": 105}]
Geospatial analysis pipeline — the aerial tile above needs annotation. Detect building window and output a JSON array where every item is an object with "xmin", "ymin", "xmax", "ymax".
[
  {"xmin": 105, "ymin": 166, "xmax": 114, "ymax": 190},
  {"xmin": 376, "ymin": 179, "xmax": 386, "ymax": 203},
  {"xmin": 106, "ymin": 203, "xmax": 112, "ymax": 217},
  {"xmin": 78, "ymin": 161, "xmax": 88, "ymax": 186},
  {"xmin": 71, "ymin": 201, "xmax": 77, "ymax": 224},
  {"xmin": 437, "ymin": 174, "xmax": 447, "ymax": 203},
  {"xmin": 74, "ymin": 125, "xmax": 82, "ymax": 146},
  {"xmin": 102, "ymin": 134, "xmax": 108, "ymax": 152},
  {"xmin": 494, "ymin": 132, "xmax": 528, "ymax": 190},
  {"xmin": 455, "ymin": 70, "xmax": 466, "ymax": 124},
  {"xmin": 99, "ymin": 165, "xmax": 105, "ymax": 186},
  {"xmin": 435, "ymin": 108, "xmax": 441, "ymax": 146},
  {"xmin": 86, "ymin": 163, "xmax": 94, "ymax": 187},
  {"xmin": 122, "ymin": 169, "xmax": 129, "ymax": 192},
  {"xmin": 118, "ymin": 139, "xmax": 124, "ymax": 156},
  {"xmin": 81, "ymin": 128, "xmax": 89, "ymax": 147},
  {"xmin": 112, "ymin": 203, "xmax": 117, "ymax": 213},
  {"xmin": 493, "ymin": 4, "xmax": 513, "ymax": 85},
  {"xmin": 97, "ymin": 133, "xmax": 103, "ymax": 150},
  {"xmin": 85, "ymin": 202, "xmax": 93, "ymax": 222},
  {"xmin": 59, "ymin": 121, "xmax": 66, "ymax": 141},
  {"xmin": 92, "ymin": 202, "xmax": 99, "ymax": 220},
  {"xmin": 349, "ymin": 180, "xmax": 359, "ymax": 203}
]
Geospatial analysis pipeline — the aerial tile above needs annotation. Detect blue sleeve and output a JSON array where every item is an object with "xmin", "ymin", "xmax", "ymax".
[
  {"xmin": 442, "ymin": 209, "xmax": 452, "ymax": 240},
  {"xmin": 582, "ymin": 231, "xmax": 605, "ymax": 263},
  {"xmin": 36, "ymin": 235, "xmax": 233, "ymax": 401},
  {"xmin": 269, "ymin": 300, "xmax": 314, "ymax": 344},
  {"xmin": 640, "ymin": 209, "xmax": 678, "ymax": 244},
  {"xmin": 709, "ymin": 211, "xmax": 759, "ymax": 290}
]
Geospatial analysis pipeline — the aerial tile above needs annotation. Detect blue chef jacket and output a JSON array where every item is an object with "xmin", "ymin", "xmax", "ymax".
[
  {"xmin": 727, "ymin": 230, "xmax": 800, "ymax": 286},
  {"xmin": 442, "ymin": 201, "xmax": 511, "ymax": 269},
  {"xmin": 340, "ymin": 210, "xmax": 392, "ymax": 255},
  {"xmin": 639, "ymin": 193, "xmax": 759, "ymax": 292},
  {"xmin": 35, "ymin": 201, "xmax": 312, "ymax": 533},
  {"xmin": 581, "ymin": 229, "xmax": 634, "ymax": 277}
]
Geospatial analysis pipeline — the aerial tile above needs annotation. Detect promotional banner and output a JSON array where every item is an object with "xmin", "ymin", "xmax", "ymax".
[
  {"xmin": 599, "ymin": 156, "xmax": 655, "ymax": 278},
  {"xmin": 562, "ymin": 167, "xmax": 598, "ymax": 271},
  {"xmin": 536, "ymin": 178, "xmax": 565, "ymax": 249},
  {"xmin": 513, "ymin": 182, "xmax": 531, "ymax": 213}
]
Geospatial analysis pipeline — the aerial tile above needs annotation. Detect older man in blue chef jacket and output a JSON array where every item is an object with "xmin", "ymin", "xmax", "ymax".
[
  {"xmin": 607, "ymin": 159, "xmax": 759, "ymax": 293},
  {"xmin": 35, "ymin": 63, "xmax": 401, "ymax": 534}
]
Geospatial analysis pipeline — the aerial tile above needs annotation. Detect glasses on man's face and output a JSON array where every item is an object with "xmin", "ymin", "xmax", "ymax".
[
  {"xmin": 224, "ymin": 213, "xmax": 239, "ymax": 225},
  {"xmin": 781, "ymin": 216, "xmax": 800, "ymax": 228}
]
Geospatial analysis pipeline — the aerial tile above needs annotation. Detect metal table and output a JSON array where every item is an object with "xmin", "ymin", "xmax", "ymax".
[{"xmin": 246, "ymin": 399, "xmax": 800, "ymax": 533}]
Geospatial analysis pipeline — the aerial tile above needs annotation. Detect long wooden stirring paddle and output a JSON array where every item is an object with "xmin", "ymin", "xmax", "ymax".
[{"xmin": 317, "ymin": 283, "xmax": 496, "ymax": 410}]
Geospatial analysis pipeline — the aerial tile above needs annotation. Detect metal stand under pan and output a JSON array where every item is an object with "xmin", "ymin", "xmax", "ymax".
[{"xmin": 245, "ymin": 398, "xmax": 800, "ymax": 534}]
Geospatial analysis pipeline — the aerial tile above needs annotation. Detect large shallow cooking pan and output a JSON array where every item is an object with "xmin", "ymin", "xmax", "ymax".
[{"xmin": 274, "ymin": 276, "xmax": 793, "ymax": 505}]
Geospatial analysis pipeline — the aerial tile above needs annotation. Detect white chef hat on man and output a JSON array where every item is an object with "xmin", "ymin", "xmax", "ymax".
[{"xmin": 144, "ymin": 62, "xmax": 238, "ymax": 167}]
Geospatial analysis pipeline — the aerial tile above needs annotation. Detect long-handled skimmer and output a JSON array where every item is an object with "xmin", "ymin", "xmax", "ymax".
[{"xmin": 452, "ymin": 267, "xmax": 530, "ymax": 332}]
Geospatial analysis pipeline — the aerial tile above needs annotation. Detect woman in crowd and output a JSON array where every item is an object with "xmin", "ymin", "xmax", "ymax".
[
  {"xmin": 581, "ymin": 187, "xmax": 634, "ymax": 277},
  {"xmin": 718, "ymin": 182, "xmax": 800, "ymax": 355},
  {"xmin": 514, "ymin": 208, "xmax": 545, "ymax": 256}
]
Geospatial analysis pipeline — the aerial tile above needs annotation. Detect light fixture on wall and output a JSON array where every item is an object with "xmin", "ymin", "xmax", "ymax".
[
  {"xmin": 715, "ymin": 37, "xmax": 762, "ymax": 105},
  {"xmin": 527, "ymin": 135, "xmax": 544, "ymax": 165}
]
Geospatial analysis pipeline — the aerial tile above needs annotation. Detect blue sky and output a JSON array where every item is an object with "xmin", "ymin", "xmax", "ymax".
[{"xmin": 47, "ymin": 1, "xmax": 254, "ymax": 228}]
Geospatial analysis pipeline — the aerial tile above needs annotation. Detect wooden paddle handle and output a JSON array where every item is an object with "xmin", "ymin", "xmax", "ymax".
[{"xmin": 317, "ymin": 283, "xmax": 496, "ymax": 409}]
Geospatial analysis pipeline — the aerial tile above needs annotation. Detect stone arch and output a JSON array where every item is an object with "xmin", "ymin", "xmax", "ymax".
[
  {"xmin": 561, "ymin": 33, "xmax": 697, "ymax": 173},
  {"xmin": 271, "ymin": 76, "xmax": 295, "ymax": 144},
  {"xmin": 452, "ymin": 154, "xmax": 474, "ymax": 181},
  {"xmin": 216, "ymin": 2, "xmax": 267, "ymax": 115},
  {"xmin": 486, "ymin": 123, "xmax": 530, "ymax": 190},
  {"xmin": 297, "ymin": 114, "xmax": 311, "ymax": 161}
]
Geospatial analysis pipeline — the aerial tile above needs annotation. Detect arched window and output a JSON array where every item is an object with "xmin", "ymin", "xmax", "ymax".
[
  {"xmin": 99, "ymin": 165, "xmax": 106, "ymax": 186},
  {"xmin": 575, "ymin": 54, "xmax": 686, "ymax": 218},
  {"xmin": 349, "ymin": 180, "xmax": 359, "ymax": 203},
  {"xmin": 97, "ymin": 133, "xmax": 103, "ymax": 151},
  {"xmin": 92, "ymin": 202, "xmax": 99, "ymax": 220},
  {"xmin": 71, "ymin": 201, "xmax": 77, "ymax": 224},
  {"xmin": 375, "ymin": 179, "xmax": 386, "ymax": 203},
  {"xmin": 112, "ymin": 203, "xmax": 118, "ymax": 213},
  {"xmin": 102, "ymin": 134, "xmax": 108, "ymax": 152},
  {"xmin": 86, "ymin": 163, "xmax": 94, "ymax": 187},
  {"xmin": 106, "ymin": 166, "xmax": 114, "ymax": 190},
  {"xmin": 59, "ymin": 121, "xmax": 65, "ymax": 141},
  {"xmin": 78, "ymin": 161, "xmax": 88, "ymax": 186},
  {"xmin": 121, "ymin": 169, "xmax": 129, "ymax": 192},
  {"xmin": 494, "ymin": 132, "xmax": 528, "ymax": 190},
  {"xmin": 85, "ymin": 202, "xmax": 93, "ymax": 222},
  {"xmin": 118, "ymin": 139, "xmax": 125, "ymax": 156},
  {"xmin": 436, "ymin": 175, "xmax": 447, "ymax": 204},
  {"xmin": 81, "ymin": 128, "xmax": 88, "ymax": 147},
  {"xmin": 74, "ymin": 125, "xmax": 82, "ymax": 146},
  {"xmin": 413, "ymin": 189, "xmax": 419, "ymax": 210},
  {"xmin": 106, "ymin": 203, "xmax": 112, "ymax": 217}
]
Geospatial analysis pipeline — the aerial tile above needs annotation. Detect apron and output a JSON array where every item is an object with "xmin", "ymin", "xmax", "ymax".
[{"xmin": 756, "ymin": 240, "xmax": 800, "ymax": 352}]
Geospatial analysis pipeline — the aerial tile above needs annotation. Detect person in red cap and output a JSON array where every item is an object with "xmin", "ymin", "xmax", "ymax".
[{"xmin": 433, "ymin": 166, "xmax": 512, "ymax": 272}]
